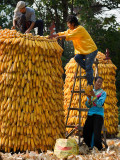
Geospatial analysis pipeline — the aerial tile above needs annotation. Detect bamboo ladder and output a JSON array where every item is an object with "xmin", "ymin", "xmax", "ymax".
[{"xmin": 65, "ymin": 58, "xmax": 108, "ymax": 148}]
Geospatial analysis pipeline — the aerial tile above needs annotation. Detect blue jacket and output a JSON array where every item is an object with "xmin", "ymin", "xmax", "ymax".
[{"xmin": 85, "ymin": 88, "xmax": 106, "ymax": 117}]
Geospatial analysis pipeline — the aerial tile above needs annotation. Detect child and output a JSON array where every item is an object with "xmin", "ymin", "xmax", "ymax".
[
  {"xmin": 51, "ymin": 15, "xmax": 98, "ymax": 86},
  {"xmin": 83, "ymin": 76, "xmax": 106, "ymax": 150}
]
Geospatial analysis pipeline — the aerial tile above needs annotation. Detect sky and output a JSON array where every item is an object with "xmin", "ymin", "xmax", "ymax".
[
  {"xmin": 100, "ymin": 8, "xmax": 120, "ymax": 23},
  {"xmin": 1, "ymin": 1, "xmax": 120, "ymax": 28},
  {"xmin": 94, "ymin": 0, "xmax": 120, "ymax": 24}
]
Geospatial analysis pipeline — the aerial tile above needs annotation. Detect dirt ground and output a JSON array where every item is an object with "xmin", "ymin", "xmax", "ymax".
[{"xmin": 0, "ymin": 138, "xmax": 120, "ymax": 160}]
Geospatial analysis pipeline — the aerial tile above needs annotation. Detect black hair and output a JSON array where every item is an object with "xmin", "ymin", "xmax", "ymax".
[
  {"xmin": 67, "ymin": 15, "xmax": 80, "ymax": 27},
  {"xmin": 95, "ymin": 76, "xmax": 103, "ymax": 82}
]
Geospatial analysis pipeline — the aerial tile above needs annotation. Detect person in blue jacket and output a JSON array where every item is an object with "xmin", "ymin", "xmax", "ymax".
[{"xmin": 83, "ymin": 76, "xmax": 107, "ymax": 150}]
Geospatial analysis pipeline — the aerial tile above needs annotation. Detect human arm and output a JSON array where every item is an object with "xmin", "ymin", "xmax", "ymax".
[
  {"xmin": 49, "ymin": 34, "xmax": 66, "ymax": 39},
  {"xmin": 49, "ymin": 30, "xmax": 68, "ymax": 39},
  {"xmin": 55, "ymin": 30, "xmax": 70, "ymax": 39},
  {"xmin": 11, "ymin": 13, "xmax": 18, "ymax": 29},
  {"xmin": 56, "ymin": 35, "xmax": 66, "ymax": 40},
  {"xmin": 92, "ymin": 91, "xmax": 106, "ymax": 107},
  {"xmin": 49, "ymin": 33, "xmax": 59, "ymax": 39},
  {"xmin": 90, "ymin": 90, "xmax": 97, "ymax": 101},
  {"xmin": 25, "ymin": 8, "xmax": 36, "ymax": 33},
  {"xmin": 11, "ymin": 19, "xmax": 16, "ymax": 29},
  {"xmin": 25, "ymin": 22, "xmax": 35, "ymax": 33},
  {"xmin": 85, "ymin": 95, "xmax": 92, "ymax": 108},
  {"xmin": 11, "ymin": 11, "xmax": 21, "ymax": 29},
  {"xmin": 65, "ymin": 26, "xmax": 82, "ymax": 41}
]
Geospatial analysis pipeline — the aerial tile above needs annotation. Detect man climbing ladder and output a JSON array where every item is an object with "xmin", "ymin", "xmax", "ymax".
[{"xmin": 51, "ymin": 15, "xmax": 98, "ymax": 93}]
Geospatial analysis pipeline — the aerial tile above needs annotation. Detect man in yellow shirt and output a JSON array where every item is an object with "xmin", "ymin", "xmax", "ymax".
[{"xmin": 51, "ymin": 15, "xmax": 98, "ymax": 86}]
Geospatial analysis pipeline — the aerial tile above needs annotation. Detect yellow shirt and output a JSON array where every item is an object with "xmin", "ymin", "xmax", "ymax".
[{"xmin": 58, "ymin": 25, "xmax": 97, "ymax": 55}]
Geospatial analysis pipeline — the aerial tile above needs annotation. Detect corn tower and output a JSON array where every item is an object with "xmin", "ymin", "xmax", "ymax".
[
  {"xmin": 64, "ymin": 51, "xmax": 118, "ymax": 135},
  {"xmin": 0, "ymin": 29, "xmax": 65, "ymax": 152}
]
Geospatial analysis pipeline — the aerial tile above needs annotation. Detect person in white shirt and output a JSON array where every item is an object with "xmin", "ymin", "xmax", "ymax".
[{"xmin": 12, "ymin": 1, "xmax": 43, "ymax": 35}]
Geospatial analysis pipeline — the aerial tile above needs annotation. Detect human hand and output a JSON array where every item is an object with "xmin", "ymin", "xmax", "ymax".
[
  {"xmin": 56, "ymin": 35, "xmax": 66, "ymax": 40},
  {"xmin": 47, "ymin": 35, "xmax": 51, "ymax": 39},
  {"xmin": 48, "ymin": 34, "xmax": 58, "ymax": 39},
  {"xmin": 11, "ymin": 26, "xmax": 16, "ymax": 30},
  {"xmin": 55, "ymin": 36, "xmax": 60, "ymax": 40},
  {"xmin": 25, "ymin": 29, "xmax": 31, "ymax": 34},
  {"xmin": 87, "ymin": 95, "xmax": 91, "ymax": 99},
  {"xmin": 90, "ymin": 90, "xmax": 95, "ymax": 97},
  {"xmin": 48, "ymin": 35, "xmax": 55, "ymax": 39},
  {"xmin": 87, "ymin": 95, "xmax": 92, "ymax": 105}
]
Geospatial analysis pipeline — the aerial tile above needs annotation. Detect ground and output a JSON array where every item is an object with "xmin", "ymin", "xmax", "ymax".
[{"xmin": 0, "ymin": 138, "xmax": 120, "ymax": 160}]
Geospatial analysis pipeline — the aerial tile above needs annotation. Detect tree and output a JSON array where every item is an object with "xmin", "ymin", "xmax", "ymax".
[
  {"xmin": 33, "ymin": 0, "xmax": 120, "ymax": 106},
  {"xmin": 34, "ymin": 0, "xmax": 73, "ymax": 34}
]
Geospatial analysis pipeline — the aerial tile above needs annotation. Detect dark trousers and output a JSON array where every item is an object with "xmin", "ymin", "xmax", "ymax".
[
  {"xmin": 16, "ymin": 14, "xmax": 43, "ymax": 36},
  {"xmin": 83, "ymin": 114, "xmax": 103, "ymax": 150},
  {"xmin": 74, "ymin": 50, "xmax": 98, "ymax": 85}
]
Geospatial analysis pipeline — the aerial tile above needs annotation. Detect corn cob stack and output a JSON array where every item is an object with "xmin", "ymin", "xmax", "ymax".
[
  {"xmin": 96, "ymin": 52, "xmax": 118, "ymax": 135},
  {"xmin": 64, "ymin": 51, "xmax": 118, "ymax": 135},
  {"xmin": 0, "ymin": 29, "xmax": 65, "ymax": 152}
]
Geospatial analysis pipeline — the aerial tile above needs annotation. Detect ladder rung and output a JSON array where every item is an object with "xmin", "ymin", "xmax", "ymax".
[
  {"xmin": 68, "ymin": 108, "xmax": 89, "ymax": 111},
  {"xmin": 66, "ymin": 125, "xmax": 107, "ymax": 132},
  {"xmin": 76, "ymin": 76, "xmax": 86, "ymax": 79},
  {"xmin": 94, "ymin": 60, "xmax": 99, "ymax": 64},
  {"xmin": 72, "ymin": 90, "xmax": 85, "ymax": 93},
  {"xmin": 76, "ymin": 76, "xmax": 98, "ymax": 79},
  {"xmin": 102, "ymin": 126, "xmax": 107, "ymax": 131},
  {"xmin": 66, "ymin": 125, "xmax": 83, "ymax": 130}
]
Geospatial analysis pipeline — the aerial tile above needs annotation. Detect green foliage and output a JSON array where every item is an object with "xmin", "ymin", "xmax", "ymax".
[
  {"xmin": 34, "ymin": 0, "xmax": 71, "ymax": 34},
  {"xmin": 61, "ymin": 41, "xmax": 74, "ymax": 68},
  {"xmin": 0, "ymin": 5, "xmax": 8, "ymax": 28},
  {"xmin": 60, "ymin": 40, "xmax": 74, "ymax": 80},
  {"xmin": 0, "ymin": 0, "xmax": 34, "ymax": 6}
]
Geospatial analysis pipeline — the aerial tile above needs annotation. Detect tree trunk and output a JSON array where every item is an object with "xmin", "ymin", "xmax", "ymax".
[{"xmin": 61, "ymin": 0, "xmax": 68, "ymax": 30}]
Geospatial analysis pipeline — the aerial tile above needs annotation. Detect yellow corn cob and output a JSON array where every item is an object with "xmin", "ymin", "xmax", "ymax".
[{"xmin": 0, "ymin": 28, "xmax": 65, "ymax": 152}]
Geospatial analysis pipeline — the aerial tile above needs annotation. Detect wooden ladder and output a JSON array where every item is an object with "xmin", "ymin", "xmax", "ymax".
[{"xmin": 65, "ymin": 58, "xmax": 108, "ymax": 148}]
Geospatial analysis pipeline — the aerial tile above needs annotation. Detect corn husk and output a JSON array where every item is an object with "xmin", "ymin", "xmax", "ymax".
[{"xmin": 0, "ymin": 139, "xmax": 120, "ymax": 159}]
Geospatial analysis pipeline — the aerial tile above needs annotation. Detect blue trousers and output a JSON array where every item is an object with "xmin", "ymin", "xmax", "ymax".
[
  {"xmin": 16, "ymin": 14, "xmax": 43, "ymax": 36},
  {"xmin": 74, "ymin": 50, "xmax": 98, "ymax": 85}
]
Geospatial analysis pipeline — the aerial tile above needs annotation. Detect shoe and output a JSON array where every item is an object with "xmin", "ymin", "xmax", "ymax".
[
  {"xmin": 100, "ymin": 148, "xmax": 106, "ymax": 151},
  {"xmin": 83, "ymin": 74, "xmax": 86, "ymax": 77},
  {"xmin": 89, "ymin": 147, "xmax": 93, "ymax": 151}
]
